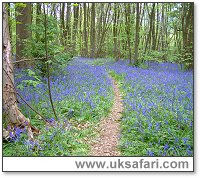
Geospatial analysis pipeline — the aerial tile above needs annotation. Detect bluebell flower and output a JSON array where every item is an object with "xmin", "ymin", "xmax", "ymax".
[
  {"xmin": 183, "ymin": 138, "xmax": 188, "ymax": 145},
  {"xmin": 164, "ymin": 144, "xmax": 170, "ymax": 150},
  {"xmin": 148, "ymin": 122, "xmax": 152, "ymax": 130},
  {"xmin": 187, "ymin": 149, "xmax": 192, "ymax": 156},
  {"xmin": 175, "ymin": 137, "xmax": 179, "ymax": 143},
  {"xmin": 155, "ymin": 122, "xmax": 160, "ymax": 131},
  {"xmin": 147, "ymin": 150, "xmax": 154, "ymax": 156}
]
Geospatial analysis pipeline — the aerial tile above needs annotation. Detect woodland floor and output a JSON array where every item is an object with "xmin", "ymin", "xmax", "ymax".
[{"xmin": 90, "ymin": 77, "xmax": 123, "ymax": 156}]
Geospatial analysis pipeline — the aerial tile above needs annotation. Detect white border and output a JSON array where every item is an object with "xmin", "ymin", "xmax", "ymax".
[
  {"xmin": 3, "ymin": 157, "xmax": 193, "ymax": 172},
  {"xmin": 1, "ymin": 0, "xmax": 199, "ymax": 176}
]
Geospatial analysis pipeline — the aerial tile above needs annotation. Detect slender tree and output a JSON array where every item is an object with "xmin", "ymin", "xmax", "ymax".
[
  {"xmin": 72, "ymin": 3, "xmax": 79, "ymax": 55},
  {"xmin": 134, "ymin": 3, "xmax": 140, "ymax": 66},
  {"xmin": 60, "ymin": 3, "xmax": 66, "ymax": 45},
  {"xmin": 66, "ymin": 3, "xmax": 71, "ymax": 49},
  {"xmin": 90, "ymin": 3, "xmax": 96, "ymax": 58},
  {"xmin": 144, "ymin": 3, "xmax": 155, "ymax": 54},
  {"xmin": 113, "ymin": 3, "xmax": 118, "ymax": 61},
  {"xmin": 125, "ymin": 3, "xmax": 132, "ymax": 64},
  {"xmin": 83, "ymin": 3, "xmax": 88, "ymax": 56}
]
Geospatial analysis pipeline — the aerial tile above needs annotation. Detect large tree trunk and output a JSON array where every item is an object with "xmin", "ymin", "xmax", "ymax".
[
  {"xmin": 16, "ymin": 3, "xmax": 32, "ymax": 68},
  {"xmin": 3, "ymin": 3, "xmax": 38, "ymax": 140}
]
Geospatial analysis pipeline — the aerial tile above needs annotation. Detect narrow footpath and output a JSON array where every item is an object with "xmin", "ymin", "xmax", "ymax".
[{"xmin": 90, "ymin": 77, "xmax": 123, "ymax": 156}]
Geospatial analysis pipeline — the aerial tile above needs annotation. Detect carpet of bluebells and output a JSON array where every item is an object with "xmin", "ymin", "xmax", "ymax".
[
  {"xmin": 106, "ymin": 60, "xmax": 193, "ymax": 156},
  {"xmin": 3, "ymin": 57, "xmax": 193, "ymax": 156},
  {"xmin": 3, "ymin": 57, "xmax": 114, "ymax": 156}
]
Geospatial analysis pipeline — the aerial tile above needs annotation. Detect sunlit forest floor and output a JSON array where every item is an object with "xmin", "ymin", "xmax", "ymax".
[{"xmin": 3, "ymin": 57, "xmax": 193, "ymax": 156}]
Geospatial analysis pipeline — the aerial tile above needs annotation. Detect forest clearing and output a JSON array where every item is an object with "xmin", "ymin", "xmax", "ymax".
[{"xmin": 2, "ymin": 2, "xmax": 193, "ymax": 157}]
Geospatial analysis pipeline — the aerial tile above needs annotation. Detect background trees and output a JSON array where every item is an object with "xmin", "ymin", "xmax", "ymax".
[{"xmin": 8, "ymin": 2, "xmax": 193, "ymax": 69}]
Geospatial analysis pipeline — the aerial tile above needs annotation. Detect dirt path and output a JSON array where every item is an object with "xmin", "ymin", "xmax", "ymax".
[{"xmin": 90, "ymin": 77, "xmax": 123, "ymax": 156}]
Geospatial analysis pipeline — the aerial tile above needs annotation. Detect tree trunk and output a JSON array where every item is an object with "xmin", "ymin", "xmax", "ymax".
[
  {"xmin": 66, "ymin": 3, "xmax": 71, "ymax": 50},
  {"xmin": 36, "ymin": 3, "xmax": 41, "ymax": 42},
  {"xmin": 134, "ymin": 3, "xmax": 140, "ymax": 66},
  {"xmin": 60, "ymin": 3, "xmax": 66, "ymax": 45},
  {"xmin": 95, "ymin": 4, "xmax": 111, "ymax": 58},
  {"xmin": 16, "ymin": 3, "xmax": 32, "ymax": 68},
  {"xmin": 83, "ymin": 3, "xmax": 88, "ymax": 57},
  {"xmin": 161, "ymin": 3, "xmax": 165, "ymax": 51},
  {"xmin": 90, "ymin": 3, "xmax": 96, "ymax": 58},
  {"xmin": 113, "ymin": 3, "xmax": 118, "ymax": 61},
  {"xmin": 72, "ymin": 4, "xmax": 79, "ymax": 56},
  {"xmin": 151, "ymin": 3, "xmax": 156, "ymax": 50},
  {"xmin": 3, "ymin": 3, "xmax": 38, "ymax": 140},
  {"xmin": 155, "ymin": 3, "xmax": 159, "ymax": 50},
  {"xmin": 182, "ymin": 3, "xmax": 194, "ymax": 68},
  {"xmin": 144, "ymin": 3, "xmax": 155, "ymax": 53},
  {"xmin": 125, "ymin": 3, "xmax": 132, "ymax": 64}
]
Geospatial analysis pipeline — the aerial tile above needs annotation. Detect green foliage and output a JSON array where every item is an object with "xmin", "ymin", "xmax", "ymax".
[
  {"xmin": 72, "ymin": 3, "xmax": 79, "ymax": 7},
  {"xmin": 14, "ymin": 3, "xmax": 27, "ymax": 8},
  {"xmin": 22, "ymin": 14, "xmax": 72, "ymax": 76},
  {"xmin": 109, "ymin": 70, "xmax": 125, "ymax": 83},
  {"xmin": 16, "ymin": 69, "xmax": 42, "ymax": 90},
  {"xmin": 141, "ymin": 50, "xmax": 167, "ymax": 63},
  {"xmin": 180, "ymin": 46, "xmax": 193, "ymax": 70},
  {"xmin": 87, "ymin": 58, "xmax": 115, "ymax": 66},
  {"xmin": 138, "ymin": 62, "xmax": 149, "ymax": 69}
]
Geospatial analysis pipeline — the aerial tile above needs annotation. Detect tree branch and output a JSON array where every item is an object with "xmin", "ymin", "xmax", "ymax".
[{"xmin": 43, "ymin": 4, "xmax": 58, "ymax": 121}]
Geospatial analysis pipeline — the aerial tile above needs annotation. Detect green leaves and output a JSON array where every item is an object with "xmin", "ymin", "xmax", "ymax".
[
  {"xmin": 14, "ymin": 3, "xmax": 27, "ymax": 8},
  {"xmin": 72, "ymin": 3, "xmax": 79, "ymax": 7},
  {"xmin": 16, "ymin": 69, "xmax": 42, "ymax": 89}
]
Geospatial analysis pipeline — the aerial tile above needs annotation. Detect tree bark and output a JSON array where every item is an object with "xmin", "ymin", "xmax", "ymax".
[
  {"xmin": 90, "ymin": 3, "xmax": 96, "ymax": 58},
  {"xmin": 113, "ymin": 3, "xmax": 119, "ymax": 61},
  {"xmin": 144, "ymin": 3, "xmax": 155, "ymax": 53},
  {"xmin": 3, "ymin": 3, "xmax": 38, "ymax": 140},
  {"xmin": 83, "ymin": 3, "xmax": 88, "ymax": 57},
  {"xmin": 161, "ymin": 3, "xmax": 165, "ymax": 51},
  {"xmin": 66, "ymin": 3, "xmax": 71, "ymax": 49},
  {"xmin": 72, "ymin": 3, "xmax": 79, "ymax": 56},
  {"xmin": 16, "ymin": 3, "xmax": 32, "ymax": 68},
  {"xmin": 60, "ymin": 3, "xmax": 66, "ymax": 45},
  {"xmin": 125, "ymin": 3, "xmax": 132, "ymax": 64},
  {"xmin": 95, "ymin": 4, "xmax": 111, "ymax": 58},
  {"xmin": 134, "ymin": 3, "xmax": 140, "ymax": 65}
]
